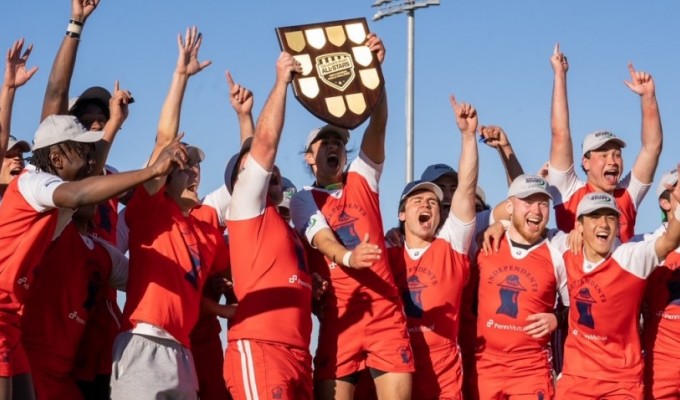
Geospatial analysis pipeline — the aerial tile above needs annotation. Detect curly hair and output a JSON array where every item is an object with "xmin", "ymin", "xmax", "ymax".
[{"xmin": 30, "ymin": 141, "xmax": 96, "ymax": 176}]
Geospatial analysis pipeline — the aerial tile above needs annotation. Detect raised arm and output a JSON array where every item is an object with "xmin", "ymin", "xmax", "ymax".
[
  {"xmin": 41, "ymin": 0, "xmax": 99, "ymax": 120},
  {"xmin": 249, "ymin": 52, "xmax": 300, "ymax": 171},
  {"xmin": 144, "ymin": 26, "xmax": 211, "ymax": 195},
  {"xmin": 449, "ymin": 95, "xmax": 479, "ymax": 223},
  {"xmin": 1, "ymin": 38, "xmax": 37, "ymax": 160},
  {"xmin": 359, "ymin": 33, "xmax": 387, "ymax": 164},
  {"xmin": 625, "ymin": 63, "xmax": 662, "ymax": 185},
  {"xmin": 549, "ymin": 43, "xmax": 573, "ymax": 171},
  {"xmin": 655, "ymin": 164, "xmax": 680, "ymax": 259},
  {"xmin": 225, "ymin": 71, "xmax": 254, "ymax": 145},
  {"xmin": 91, "ymin": 80, "xmax": 132, "ymax": 176},
  {"xmin": 479, "ymin": 125, "xmax": 524, "ymax": 185}
]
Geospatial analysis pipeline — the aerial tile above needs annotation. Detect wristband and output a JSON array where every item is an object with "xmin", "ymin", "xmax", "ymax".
[
  {"xmin": 342, "ymin": 251, "xmax": 352, "ymax": 268},
  {"xmin": 66, "ymin": 19, "xmax": 83, "ymax": 39}
]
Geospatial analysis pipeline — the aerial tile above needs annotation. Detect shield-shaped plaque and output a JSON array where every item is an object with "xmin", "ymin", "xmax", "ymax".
[{"xmin": 276, "ymin": 18, "xmax": 385, "ymax": 130}]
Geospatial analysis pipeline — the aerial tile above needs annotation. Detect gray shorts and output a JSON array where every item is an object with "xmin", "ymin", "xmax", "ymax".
[{"xmin": 110, "ymin": 331, "xmax": 199, "ymax": 400}]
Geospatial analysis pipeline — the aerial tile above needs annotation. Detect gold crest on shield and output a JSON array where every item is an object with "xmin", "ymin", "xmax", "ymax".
[{"xmin": 276, "ymin": 18, "xmax": 384, "ymax": 130}]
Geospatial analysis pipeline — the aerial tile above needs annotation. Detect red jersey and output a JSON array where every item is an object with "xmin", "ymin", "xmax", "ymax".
[
  {"xmin": 291, "ymin": 153, "xmax": 398, "ymax": 306},
  {"xmin": 561, "ymin": 239, "xmax": 657, "ymax": 382},
  {"xmin": 0, "ymin": 170, "xmax": 73, "ymax": 302},
  {"xmin": 388, "ymin": 214, "xmax": 474, "ymax": 350},
  {"xmin": 549, "ymin": 166, "xmax": 649, "ymax": 242},
  {"xmin": 21, "ymin": 223, "xmax": 127, "ymax": 376},
  {"xmin": 643, "ymin": 243, "xmax": 680, "ymax": 358},
  {"xmin": 227, "ymin": 157, "xmax": 312, "ymax": 349},
  {"xmin": 123, "ymin": 185, "xmax": 230, "ymax": 348},
  {"xmin": 475, "ymin": 232, "xmax": 567, "ymax": 353},
  {"xmin": 89, "ymin": 166, "xmax": 120, "ymax": 245}
]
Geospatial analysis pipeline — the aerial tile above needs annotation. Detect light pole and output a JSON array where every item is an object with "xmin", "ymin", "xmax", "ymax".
[{"xmin": 372, "ymin": 0, "xmax": 440, "ymax": 183}]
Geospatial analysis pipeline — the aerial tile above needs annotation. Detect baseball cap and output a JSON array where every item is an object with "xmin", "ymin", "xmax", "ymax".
[
  {"xmin": 305, "ymin": 125, "xmax": 349, "ymax": 151},
  {"xmin": 183, "ymin": 144, "xmax": 205, "ymax": 166},
  {"xmin": 508, "ymin": 174, "xmax": 552, "ymax": 200},
  {"xmin": 476, "ymin": 186, "xmax": 487, "ymax": 204},
  {"xmin": 421, "ymin": 163, "xmax": 458, "ymax": 183},
  {"xmin": 656, "ymin": 169, "xmax": 679, "ymax": 198},
  {"xmin": 576, "ymin": 192, "xmax": 620, "ymax": 218},
  {"xmin": 279, "ymin": 177, "xmax": 297, "ymax": 210},
  {"xmin": 224, "ymin": 137, "xmax": 253, "ymax": 194},
  {"xmin": 581, "ymin": 130, "xmax": 626, "ymax": 156},
  {"xmin": 68, "ymin": 86, "xmax": 112, "ymax": 114},
  {"xmin": 32, "ymin": 115, "xmax": 104, "ymax": 151},
  {"xmin": 399, "ymin": 180, "xmax": 444, "ymax": 206},
  {"xmin": 7, "ymin": 135, "xmax": 31, "ymax": 153}
]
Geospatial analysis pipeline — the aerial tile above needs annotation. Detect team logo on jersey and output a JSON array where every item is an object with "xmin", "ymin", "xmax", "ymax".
[
  {"xmin": 667, "ymin": 269, "xmax": 680, "ymax": 306},
  {"xmin": 575, "ymin": 287, "xmax": 597, "ymax": 329},
  {"xmin": 272, "ymin": 386, "xmax": 283, "ymax": 399},
  {"xmin": 496, "ymin": 274, "xmax": 526, "ymax": 318},
  {"xmin": 534, "ymin": 390, "xmax": 545, "ymax": 400},
  {"xmin": 291, "ymin": 232, "xmax": 309, "ymax": 274},
  {"xmin": 334, "ymin": 211, "xmax": 360, "ymax": 249},
  {"xmin": 402, "ymin": 275, "xmax": 428, "ymax": 319}
]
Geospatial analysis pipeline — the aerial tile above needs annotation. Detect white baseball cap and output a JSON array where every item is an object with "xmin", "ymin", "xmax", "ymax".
[
  {"xmin": 183, "ymin": 144, "xmax": 205, "ymax": 166},
  {"xmin": 279, "ymin": 177, "xmax": 297, "ymax": 210},
  {"xmin": 576, "ymin": 192, "xmax": 620, "ymax": 218},
  {"xmin": 7, "ymin": 135, "xmax": 31, "ymax": 153},
  {"xmin": 420, "ymin": 163, "xmax": 458, "ymax": 183},
  {"xmin": 399, "ymin": 180, "xmax": 444, "ymax": 206},
  {"xmin": 581, "ymin": 130, "xmax": 626, "ymax": 156},
  {"xmin": 656, "ymin": 169, "xmax": 679, "ymax": 198},
  {"xmin": 68, "ymin": 86, "xmax": 112, "ymax": 114},
  {"xmin": 305, "ymin": 125, "xmax": 349, "ymax": 151},
  {"xmin": 508, "ymin": 174, "xmax": 552, "ymax": 200},
  {"xmin": 32, "ymin": 115, "xmax": 104, "ymax": 151}
]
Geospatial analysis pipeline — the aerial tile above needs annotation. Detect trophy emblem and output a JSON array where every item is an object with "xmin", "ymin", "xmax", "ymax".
[{"xmin": 276, "ymin": 18, "xmax": 384, "ymax": 129}]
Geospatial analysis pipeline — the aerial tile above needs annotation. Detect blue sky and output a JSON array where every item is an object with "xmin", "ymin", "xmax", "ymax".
[{"xmin": 3, "ymin": 1, "xmax": 679, "ymax": 350}]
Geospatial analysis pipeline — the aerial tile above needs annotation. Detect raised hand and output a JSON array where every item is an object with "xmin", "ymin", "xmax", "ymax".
[
  {"xmin": 366, "ymin": 33, "xmax": 386, "ymax": 64},
  {"xmin": 276, "ymin": 52, "xmax": 302, "ymax": 85},
  {"xmin": 450, "ymin": 95, "xmax": 478, "ymax": 135},
  {"xmin": 624, "ymin": 62, "xmax": 655, "ymax": 97},
  {"xmin": 151, "ymin": 135, "xmax": 189, "ymax": 177},
  {"xmin": 225, "ymin": 71, "xmax": 253, "ymax": 116},
  {"xmin": 72, "ymin": 0, "xmax": 100, "ymax": 22},
  {"xmin": 348, "ymin": 233, "xmax": 382, "ymax": 269},
  {"xmin": 4, "ymin": 38, "xmax": 38, "ymax": 89},
  {"xmin": 108, "ymin": 80, "xmax": 133, "ymax": 125},
  {"xmin": 176, "ymin": 26, "xmax": 212, "ymax": 77},
  {"xmin": 479, "ymin": 125, "xmax": 509, "ymax": 149},
  {"xmin": 550, "ymin": 43, "xmax": 569, "ymax": 74}
]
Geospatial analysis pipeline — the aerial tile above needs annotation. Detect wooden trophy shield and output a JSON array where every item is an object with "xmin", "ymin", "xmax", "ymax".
[{"xmin": 276, "ymin": 18, "xmax": 384, "ymax": 130}]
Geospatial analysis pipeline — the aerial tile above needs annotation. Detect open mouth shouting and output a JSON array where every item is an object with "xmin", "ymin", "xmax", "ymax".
[
  {"xmin": 603, "ymin": 168, "xmax": 619, "ymax": 185},
  {"xmin": 526, "ymin": 216, "xmax": 543, "ymax": 233},
  {"xmin": 326, "ymin": 153, "xmax": 340, "ymax": 169}
]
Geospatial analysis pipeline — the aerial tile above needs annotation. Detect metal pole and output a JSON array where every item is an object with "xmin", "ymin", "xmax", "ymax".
[{"xmin": 405, "ymin": 9, "xmax": 415, "ymax": 183}]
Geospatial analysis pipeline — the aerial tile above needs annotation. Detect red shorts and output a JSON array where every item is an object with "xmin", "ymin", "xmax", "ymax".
[
  {"xmin": 192, "ymin": 332, "xmax": 229, "ymax": 400},
  {"xmin": 29, "ymin": 360, "xmax": 82, "ymax": 400},
  {"xmin": 644, "ymin": 350, "xmax": 680, "ymax": 400},
  {"xmin": 313, "ymin": 300, "xmax": 414, "ymax": 381},
  {"xmin": 556, "ymin": 373, "xmax": 643, "ymax": 400},
  {"xmin": 412, "ymin": 342, "xmax": 462, "ymax": 399},
  {"xmin": 0, "ymin": 293, "xmax": 28, "ymax": 377},
  {"xmin": 224, "ymin": 340, "xmax": 312, "ymax": 400},
  {"xmin": 472, "ymin": 348, "xmax": 554, "ymax": 400}
]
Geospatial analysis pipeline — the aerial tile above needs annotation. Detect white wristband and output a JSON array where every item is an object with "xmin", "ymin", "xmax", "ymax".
[{"xmin": 342, "ymin": 251, "xmax": 352, "ymax": 268}]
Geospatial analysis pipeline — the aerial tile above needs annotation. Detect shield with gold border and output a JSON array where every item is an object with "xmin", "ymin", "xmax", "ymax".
[{"xmin": 276, "ymin": 18, "xmax": 384, "ymax": 130}]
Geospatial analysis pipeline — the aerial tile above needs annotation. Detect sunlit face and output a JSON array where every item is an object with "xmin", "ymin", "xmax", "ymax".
[
  {"xmin": 582, "ymin": 142, "xmax": 623, "ymax": 192},
  {"xmin": 74, "ymin": 102, "xmax": 108, "ymax": 131},
  {"xmin": 1, "ymin": 147, "xmax": 26, "ymax": 185},
  {"xmin": 399, "ymin": 190, "xmax": 441, "ymax": 243},
  {"xmin": 506, "ymin": 193, "xmax": 551, "ymax": 245},
  {"xmin": 51, "ymin": 143, "xmax": 96, "ymax": 182},
  {"xmin": 167, "ymin": 162, "xmax": 201, "ymax": 212},
  {"xmin": 577, "ymin": 210, "xmax": 620, "ymax": 261},
  {"xmin": 433, "ymin": 174, "xmax": 457, "ymax": 214},
  {"xmin": 304, "ymin": 133, "xmax": 347, "ymax": 185}
]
